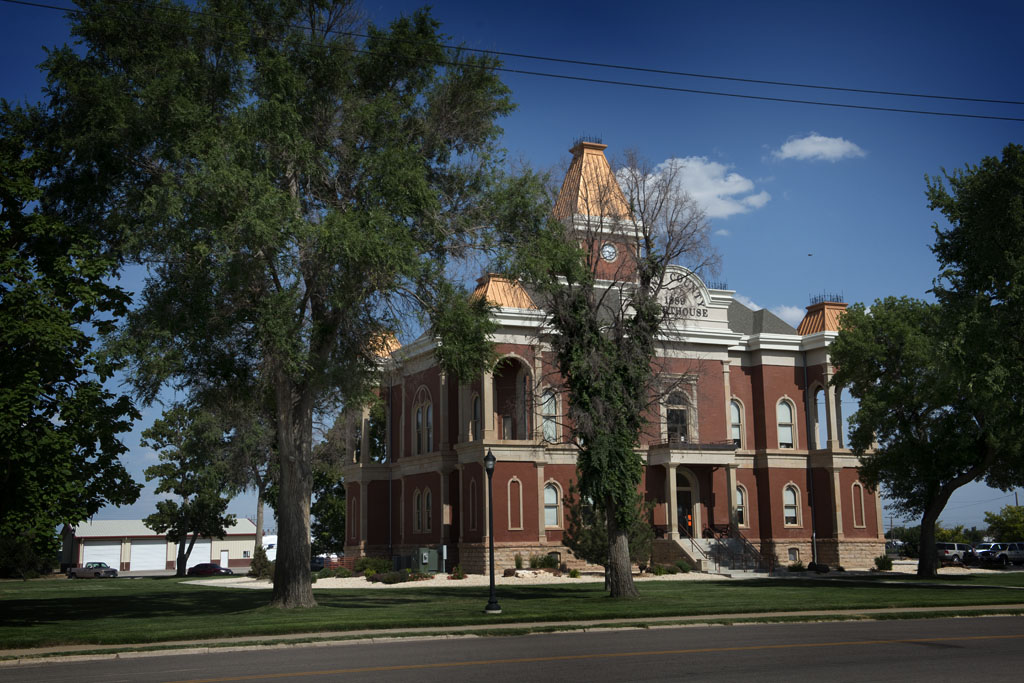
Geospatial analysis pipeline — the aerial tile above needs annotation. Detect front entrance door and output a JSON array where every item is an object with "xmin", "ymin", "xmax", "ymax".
[{"xmin": 677, "ymin": 490, "xmax": 694, "ymax": 538}]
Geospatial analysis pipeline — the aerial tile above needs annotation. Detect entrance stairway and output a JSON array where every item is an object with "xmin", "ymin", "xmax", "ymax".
[{"xmin": 652, "ymin": 527, "xmax": 773, "ymax": 576}]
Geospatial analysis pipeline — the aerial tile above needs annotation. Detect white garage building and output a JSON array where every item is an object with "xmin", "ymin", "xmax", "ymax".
[{"xmin": 61, "ymin": 519, "xmax": 257, "ymax": 572}]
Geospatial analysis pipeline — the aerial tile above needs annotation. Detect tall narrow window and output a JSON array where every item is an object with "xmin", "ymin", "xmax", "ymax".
[
  {"xmin": 425, "ymin": 404, "xmax": 433, "ymax": 453},
  {"xmin": 852, "ymin": 482, "xmax": 866, "ymax": 528},
  {"xmin": 415, "ymin": 407, "xmax": 423, "ymax": 455},
  {"xmin": 414, "ymin": 490, "xmax": 422, "ymax": 532},
  {"xmin": 666, "ymin": 391, "xmax": 688, "ymax": 443},
  {"xmin": 783, "ymin": 485, "xmax": 800, "ymax": 526},
  {"xmin": 424, "ymin": 489, "xmax": 432, "ymax": 532},
  {"xmin": 735, "ymin": 485, "xmax": 747, "ymax": 527},
  {"xmin": 471, "ymin": 394, "xmax": 481, "ymax": 441},
  {"xmin": 730, "ymin": 400, "xmax": 743, "ymax": 446},
  {"xmin": 777, "ymin": 400, "xmax": 795, "ymax": 449},
  {"xmin": 544, "ymin": 483, "xmax": 561, "ymax": 528},
  {"xmin": 541, "ymin": 389, "xmax": 557, "ymax": 442},
  {"xmin": 508, "ymin": 478, "xmax": 523, "ymax": 530}
]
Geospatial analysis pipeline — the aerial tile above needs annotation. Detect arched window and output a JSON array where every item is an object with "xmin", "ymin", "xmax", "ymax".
[
  {"xmin": 730, "ymin": 399, "xmax": 743, "ymax": 447},
  {"xmin": 735, "ymin": 485, "xmax": 748, "ymax": 527},
  {"xmin": 666, "ymin": 391, "xmax": 688, "ymax": 443},
  {"xmin": 507, "ymin": 478, "xmax": 523, "ymax": 530},
  {"xmin": 783, "ymin": 484, "xmax": 800, "ymax": 526},
  {"xmin": 414, "ymin": 489, "xmax": 422, "ymax": 532},
  {"xmin": 852, "ymin": 482, "xmax": 866, "ymax": 528},
  {"xmin": 414, "ymin": 388, "xmax": 433, "ymax": 454},
  {"xmin": 424, "ymin": 488, "xmax": 432, "ymax": 532},
  {"xmin": 471, "ymin": 394, "xmax": 481, "ymax": 441},
  {"xmin": 544, "ymin": 482, "xmax": 562, "ymax": 528},
  {"xmin": 541, "ymin": 389, "xmax": 557, "ymax": 442},
  {"xmin": 777, "ymin": 400, "xmax": 795, "ymax": 449}
]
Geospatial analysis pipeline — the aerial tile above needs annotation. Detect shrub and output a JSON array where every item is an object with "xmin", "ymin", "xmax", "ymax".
[
  {"xmin": 449, "ymin": 565, "xmax": 466, "ymax": 580},
  {"xmin": 514, "ymin": 553, "xmax": 523, "ymax": 569},
  {"xmin": 248, "ymin": 546, "xmax": 273, "ymax": 580},
  {"xmin": 786, "ymin": 561, "xmax": 806, "ymax": 572},
  {"xmin": 316, "ymin": 567, "xmax": 353, "ymax": 579},
  {"xmin": 367, "ymin": 569, "xmax": 431, "ymax": 584},
  {"xmin": 652, "ymin": 563, "xmax": 679, "ymax": 575},
  {"xmin": 354, "ymin": 556, "xmax": 391, "ymax": 575},
  {"xmin": 874, "ymin": 555, "xmax": 893, "ymax": 571},
  {"xmin": 674, "ymin": 559, "xmax": 692, "ymax": 573},
  {"xmin": 568, "ymin": 568, "xmax": 581, "ymax": 578},
  {"xmin": 530, "ymin": 553, "xmax": 560, "ymax": 570}
]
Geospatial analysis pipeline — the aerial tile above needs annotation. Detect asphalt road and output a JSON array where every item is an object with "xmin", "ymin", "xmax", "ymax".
[{"xmin": 6, "ymin": 616, "xmax": 1024, "ymax": 682}]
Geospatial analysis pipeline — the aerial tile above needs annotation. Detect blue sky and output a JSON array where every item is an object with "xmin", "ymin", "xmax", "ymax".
[{"xmin": 4, "ymin": 0, "xmax": 1023, "ymax": 531}]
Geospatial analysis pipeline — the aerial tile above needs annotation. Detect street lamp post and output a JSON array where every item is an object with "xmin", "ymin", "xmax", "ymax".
[{"xmin": 484, "ymin": 449, "xmax": 501, "ymax": 614}]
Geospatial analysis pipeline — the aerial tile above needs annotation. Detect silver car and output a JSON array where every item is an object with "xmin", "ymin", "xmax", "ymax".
[{"xmin": 978, "ymin": 542, "xmax": 1024, "ymax": 566}]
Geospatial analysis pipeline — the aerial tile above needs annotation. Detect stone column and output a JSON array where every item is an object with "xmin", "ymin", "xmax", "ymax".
[
  {"xmin": 360, "ymin": 406, "xmax": 371, "ymax": 462},
  {"xmin": 359, "ymin": 480, "xmax": 368, "ymax": 544},
  {"xmin": 439, "ymin": 372, "xmax": 450, "ymax": 451},
  {"xmin": 482, "ymin": 368, "xmax": 497, "ymax": 440},
  {"xmin": 830, "ymin": 468, "xmax": 845, "ymax": 539},
  {"xmin": 726, "ymin": 465, "xmax": 738, "ymax": 528},
  {"xmin": 666, "ymin": 463, "xmax": 679, "ymax": 540},
  {"xmin": 533, "ymin": 348, "xmax": 544, "ymax": 439},
  {"xmin": 723, "ymin": 361, "xmax": 732, "ymax": 442},
  {"xmin": 825, "ymin": 367, "xmax": 840, "ymax": 450},
  {"xmin": 536, "ymin": 463, "xmax": 546, "ymax": 543}
]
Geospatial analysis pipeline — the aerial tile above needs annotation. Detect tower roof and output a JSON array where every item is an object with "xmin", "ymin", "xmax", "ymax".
[
  {"xmin": 552, "ymin": 140, "xmax": 631, "ymax": 221},
  {"xmin": 797, "ymin": 301, "xmax": 848, "ymax": 335},
  {"xmin": 472, "ymin": 274, "xmax": 537, "ymax": 310}
]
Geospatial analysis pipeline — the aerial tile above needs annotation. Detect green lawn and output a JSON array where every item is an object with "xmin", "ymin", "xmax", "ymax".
[{"xmin": 2, "ymin": 573, "xmax": 1023, "ymax": 651}]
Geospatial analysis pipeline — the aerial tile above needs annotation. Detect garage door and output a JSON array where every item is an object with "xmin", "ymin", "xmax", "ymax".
[
  {"xmin": 186, "ymin": 540, "xmax": 211, "ymax": 569},
  {"xmin": 130, "ymin": 539, "xmax": 167, "ymax": 571},
  {"xmin": 82, "ymin": 540, "xmax": 121, "ymax": 568}
]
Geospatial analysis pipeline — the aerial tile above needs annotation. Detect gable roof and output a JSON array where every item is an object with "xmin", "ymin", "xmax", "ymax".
[{"xmin": 727, "ymin": 300, "xmax": 798, "ymax": 335}]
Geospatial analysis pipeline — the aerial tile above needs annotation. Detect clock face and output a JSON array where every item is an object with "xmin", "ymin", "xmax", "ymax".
[{"xmin": 601, "ymin": 243, "xmax": 618, "ymax": 262}]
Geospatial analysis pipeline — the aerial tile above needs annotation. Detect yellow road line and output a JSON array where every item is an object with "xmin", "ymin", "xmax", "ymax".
[{"xmin": 171, "ymin": 633, "xmax": 1024, "ymax": 682}]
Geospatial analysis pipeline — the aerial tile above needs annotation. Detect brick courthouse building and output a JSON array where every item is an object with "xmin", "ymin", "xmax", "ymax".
[{"xmin": 342, "ymin": 141, "xmax": 885, "ymax": 573}]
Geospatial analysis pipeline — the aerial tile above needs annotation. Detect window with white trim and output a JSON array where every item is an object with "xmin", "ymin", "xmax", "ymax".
[
  {"xmin": 544, "ymin": 483, "xmax": 561, "ymax": 528},
  {"xmin": 508, "ymin": 477, "xmax": 523, "ymax": 530},
  {"xmin": 424, "ymin": 488, "xmax": 432, "ymax": 532},
  {"xmin": 414, "ymin": 388, "xmax": 433, "ymax": 454},
  {"xmin": 852, "ymin": 482, "xmax": 866, "ymax": 528},
  {"xmin": 730, "ymin": 399, "xmax": 743, "ymax": 447},
  {"xmin": 735, "ymin": 484, "xmax": 748, "ymax": 527},
  {"xmin": 777, "ymin": 400, "xmax": 795, "ymax": 449},
  {"xmin": 666, "ymin": 391, "xmax": 688, "ymax": 443},
  {"xmin": 783, "ymin": 485, "xmax": 800, "ymax": 527},
  {"xmin": 541, "ymin": 389, "xmax": 557, "ymax": 442}
]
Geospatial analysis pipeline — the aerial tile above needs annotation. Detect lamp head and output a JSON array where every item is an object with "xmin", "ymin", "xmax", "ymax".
[{"xmin": 484, "ymin": 449, "xmax": 496, "ymax": 473}]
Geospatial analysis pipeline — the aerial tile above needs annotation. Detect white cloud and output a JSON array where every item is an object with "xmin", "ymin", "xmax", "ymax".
[
  {"xmin": 714, "ymin": 228, "xmax": 730, "ymax": 237},
  {"xmin": 734, "ymin": 294, "xmax": 762, "ymax": 311},
  {"xmin": 772, "ymin": 133, "xmax": 866, "ymax": 162},
  {"xmin": 659, "ymin": 157, "xmax": 771, "ymax": 219},
  {"xmin": 771, "ymin": 305, "xmax": 806, "ymax": 327}
]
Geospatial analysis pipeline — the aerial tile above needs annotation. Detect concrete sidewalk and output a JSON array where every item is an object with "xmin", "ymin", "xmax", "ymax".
[{"xmin": 4, "ymin": 603, "xmax": 1024, "ymax": 665}]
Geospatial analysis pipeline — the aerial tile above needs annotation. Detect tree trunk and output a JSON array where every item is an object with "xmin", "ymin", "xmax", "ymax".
[
  {"xmin": 918, "ymin": 506, "xmax": 940, "ymax": 578},
  {"xmin": 176, "ymin": 530, "xmax": 199, "ymax": 577},
  {"xmin": 254, "ymin": 487, "xmax": 265, "ymax": 551},
  {"xmin": 606, "ymin": 499, "xmax": 638, "ymax": 598},
  {"xmin": 269, "ymin": 380, "xmax": 316, "ymax": 609}
]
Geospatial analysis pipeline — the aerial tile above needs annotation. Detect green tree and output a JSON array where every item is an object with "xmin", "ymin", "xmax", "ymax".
[
  {"xmin": 831, "ymin": 297, "xmax": 997, "ymax": 576},
  {"xmin": 142, "ymin": 404, "xmax": 236, "ymax": 577},
  {"xmin": 502, "ymin": 148, "xmax": 716, "ymax": 597},
  {"xmin": 310, "ymin": 466, "xmax": 346, "ymax": 558},
  {"xmin": 0, "ymin": 104, "xmax": 139, "ymax": 577},
  {"xmin": 41, "ymin": 0, "xmax": 520, "ymax": 607},
  {"xmin": 562, "ymin": 481, "xmax": 654, "ymax": 580},
  {"xmin": 985, "ymin": 505, "xmax": 1024, "ymax": 541}
]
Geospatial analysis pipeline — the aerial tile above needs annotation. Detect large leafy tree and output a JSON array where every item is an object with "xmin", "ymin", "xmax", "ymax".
[
  {"xmin": 831, "ymin": 298, "xmax": 994, "ymax": 576},
  {"xmin": 503, "ymin": 150, "xmax": 716, "ymax": 597},
  {"xmin": 0, "ymin": 104, "xmax": 139, "ymax": 576},
  {"xmin": 41, "ymin": 0, "xmax": 518, "ymax": 606},
  {"xmin": 984, "ymin": 505, "xmax": 1024, "ymax": 542},
  {"xmin": 142, "ymin": 403, "xmax": 236, "ymax": 577}
]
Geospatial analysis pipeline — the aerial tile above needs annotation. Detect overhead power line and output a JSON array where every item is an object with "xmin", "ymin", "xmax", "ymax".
[{"xmin": 4, "ymin": 0, "xmax": 1024, "ymax": 122}]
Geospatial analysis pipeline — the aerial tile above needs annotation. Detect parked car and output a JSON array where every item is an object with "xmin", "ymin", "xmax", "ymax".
[
  {"xmin": 935, "ymin": 542, "xmax": 973, "ymax": 565},
  {"xmin": 978, "ymin": 542, "xmax": 1024, "ymax": 566},
  {"xmin": 67, "ymin": 561, "xmax": 118, "ymax": 578},
  {"xmin": 186, "ymin": 563, "xmax": 234, "ymax": 576}
]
